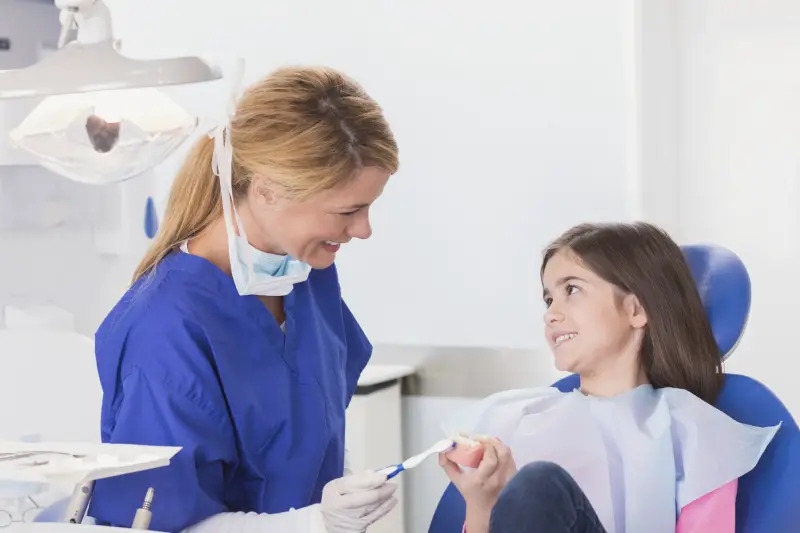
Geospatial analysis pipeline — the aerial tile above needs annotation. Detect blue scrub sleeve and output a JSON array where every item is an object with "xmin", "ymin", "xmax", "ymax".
[
  {"xmin": 88, "ymin": 368, "xmax": 235, "ymax": 532},
  {"xmin": 342, "ymin": 299, "xmax": 373, "ymax": 403}
]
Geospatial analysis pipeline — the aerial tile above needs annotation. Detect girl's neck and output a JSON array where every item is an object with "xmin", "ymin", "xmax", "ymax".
[{"xmin": 579, "ymin": 352, "xmax": 649, "ymax": 398}]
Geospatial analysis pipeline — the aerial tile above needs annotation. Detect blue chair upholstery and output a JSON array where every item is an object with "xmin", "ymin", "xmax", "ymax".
[
  {"xmin": 429, "ymin": 245, "xmax": 800, "ymax": 533},
  {"xmin": 682, "ymin": 245, "xmax": 751, "ymax": 358}
]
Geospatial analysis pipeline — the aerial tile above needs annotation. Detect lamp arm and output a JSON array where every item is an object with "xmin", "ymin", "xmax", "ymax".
[{"xmin": 55, "ymin": 0, "xmax": 114, "ymax": 47}]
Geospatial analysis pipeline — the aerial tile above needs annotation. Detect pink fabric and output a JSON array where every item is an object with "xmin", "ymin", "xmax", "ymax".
[{"xmin": 676, "ymin": 479, "xmax": 738, "ymax": 533}]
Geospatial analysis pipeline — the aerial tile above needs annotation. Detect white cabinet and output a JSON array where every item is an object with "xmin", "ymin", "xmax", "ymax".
[{"xmin": 346, "ymin": 365, "xmax": 415, "ymax": 533}]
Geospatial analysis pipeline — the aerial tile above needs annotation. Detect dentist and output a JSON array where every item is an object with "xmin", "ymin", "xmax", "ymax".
[{"xmin": 88, "ymin": 66, "xmax": 399, "ymax": 533}]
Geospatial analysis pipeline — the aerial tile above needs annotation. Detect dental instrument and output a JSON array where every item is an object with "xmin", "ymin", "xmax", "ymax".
[
  {"xmin": 377, "ymin": 439, "xmax": 456, "ymax": 480},
  {"xmin": 64, "ymin": 480, "xmax": 94, "ymax": 523},
  {"xmin": 0, "ymin": 451, "xmax": 86, "ymax": 462},
  {"xmin": 131, "ymin": 487, "xmax": 155, "ymax": 529}
]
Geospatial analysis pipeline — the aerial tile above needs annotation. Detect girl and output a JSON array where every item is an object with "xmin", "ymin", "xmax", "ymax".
[{"xmin": 440, "ymin": 222, "xmax": 779, "ymax": 533}]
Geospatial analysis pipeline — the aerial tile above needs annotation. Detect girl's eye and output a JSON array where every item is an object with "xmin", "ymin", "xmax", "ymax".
[{"xmin": 566, "ymin": 284, "xmax": 580, "ymax": 296}]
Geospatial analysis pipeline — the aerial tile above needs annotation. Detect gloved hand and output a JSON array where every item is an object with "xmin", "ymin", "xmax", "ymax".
[{"xmin": 320, "ymin": 470, "xmax": 398, "ymax": 533}]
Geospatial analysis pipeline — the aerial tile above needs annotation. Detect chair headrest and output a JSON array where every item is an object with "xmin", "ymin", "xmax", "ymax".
[{"xmin": 681, "ymin": 245, "xmax": 751, "ymax": 359}]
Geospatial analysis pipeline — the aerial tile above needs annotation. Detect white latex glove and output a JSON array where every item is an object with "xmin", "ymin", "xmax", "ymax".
[{"xmin": 320, "ymin": 470, "xmax": 398, "ymax": 533}]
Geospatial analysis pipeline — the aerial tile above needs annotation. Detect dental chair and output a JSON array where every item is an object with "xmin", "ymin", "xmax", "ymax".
[{"xmin": 428, "ymin": 245, "xmax": 800, "ymax": 533}]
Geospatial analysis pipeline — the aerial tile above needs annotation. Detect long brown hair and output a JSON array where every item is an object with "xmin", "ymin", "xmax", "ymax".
[
  {"xmin": 541, "ymin": 222, "xmax": 723, "ymax": 404},
  {"xmin": 133, "ymin": 66, "xmax": 399, "ymax": 283}
]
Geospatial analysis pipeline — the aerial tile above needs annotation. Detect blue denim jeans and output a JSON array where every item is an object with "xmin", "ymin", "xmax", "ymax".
[{"xmin": 489, "ymin": 462, "xmax": 607, "ymax": 533}]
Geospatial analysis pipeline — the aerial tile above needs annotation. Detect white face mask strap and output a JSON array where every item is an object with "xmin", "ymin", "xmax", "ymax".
[
  {"xmin": 209, "ymin": 59, "xmax": 253, "ymax": 266},
  {"xmin": 211, "ymin": 125, "xmax": 237, "ymax": 236}
]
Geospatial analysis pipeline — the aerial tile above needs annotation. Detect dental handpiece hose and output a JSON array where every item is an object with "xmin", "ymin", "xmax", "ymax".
[{"xmin": 132, "ymin": 487, "xmax": 155, "ymax": 529}]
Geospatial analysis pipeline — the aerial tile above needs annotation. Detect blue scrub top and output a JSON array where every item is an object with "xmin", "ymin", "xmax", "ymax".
[{"xmin": 87, "ymin": 251, "xmax": 372, "ymax": 532}]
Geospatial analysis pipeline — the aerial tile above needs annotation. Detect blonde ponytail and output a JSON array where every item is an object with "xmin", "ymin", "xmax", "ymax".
[
  {"xmin": 132, "ymin": 136, "xmax": 221, "ymax": 282},
  {"xmin": 132, "ymin": 65, "xmax": 398, "ymax": 284}
]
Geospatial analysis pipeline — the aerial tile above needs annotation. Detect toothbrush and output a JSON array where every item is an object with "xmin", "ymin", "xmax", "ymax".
[{"xmin": 377, "ymin": 439, "xmax": 456, "ymax": 480}]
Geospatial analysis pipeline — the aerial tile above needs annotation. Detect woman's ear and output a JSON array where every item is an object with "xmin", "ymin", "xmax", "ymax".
[
  {"xmin": 624, "ymin": 294, "xmax": 648, "ymax": 329},
  {"xmin": 251, "ymin": 174, "xmax": 277, "ymax": 206}
]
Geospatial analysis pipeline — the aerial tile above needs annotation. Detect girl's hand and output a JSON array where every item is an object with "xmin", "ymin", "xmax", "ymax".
[{"xmin": 439, "ymin": 437, "xmax": 517, "ymax": 533}]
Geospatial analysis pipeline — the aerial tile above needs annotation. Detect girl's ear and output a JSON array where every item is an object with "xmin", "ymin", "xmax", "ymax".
[{"xmin": 624, "ymin": 293, "xmax": 648, "ymax": 329}]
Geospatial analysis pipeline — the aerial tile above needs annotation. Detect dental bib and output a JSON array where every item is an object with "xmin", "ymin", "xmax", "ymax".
[{"xmin": 443, "ymin": 385, "xmax": 779, "ymax": 533}]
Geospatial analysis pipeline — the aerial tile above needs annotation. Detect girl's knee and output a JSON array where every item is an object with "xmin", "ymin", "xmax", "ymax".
[
  {"xmin": 513, "ymin": 461, "xmax": 572, "ymax": 489},
  {"xmin": 491, "ymin": 462, "xmax": 579, "ymax": 531}
]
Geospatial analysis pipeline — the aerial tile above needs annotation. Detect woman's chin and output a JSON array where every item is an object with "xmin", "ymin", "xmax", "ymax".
[{"xmin": 303, "ymin": 251, "xmax": 336, "ymax": 270}]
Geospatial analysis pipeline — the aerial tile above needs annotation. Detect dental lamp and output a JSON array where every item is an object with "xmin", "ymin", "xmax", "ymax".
[{"xmin": 0, "ymin": 0, "xmax": 222, "ymax": 184}]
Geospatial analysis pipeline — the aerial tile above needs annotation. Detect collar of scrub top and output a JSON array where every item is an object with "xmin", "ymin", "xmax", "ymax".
[{"xmin": 177, "ymin": 240, "xmax": 286, "ymax": 333}]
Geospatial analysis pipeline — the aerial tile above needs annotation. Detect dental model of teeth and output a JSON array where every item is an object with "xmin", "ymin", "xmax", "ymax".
[{"xmin": 445, "ymin": 434, "xmax": 486, "ymax": 468}]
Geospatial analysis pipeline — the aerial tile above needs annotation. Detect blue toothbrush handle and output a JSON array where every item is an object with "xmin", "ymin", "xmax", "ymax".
[
  {"xmin": 377, "ymin": 464, "xmax": 405, "ymax": 479},
  {"xmin": 386, "ymin": 465, "xmax": 404, "ymax": 480}
]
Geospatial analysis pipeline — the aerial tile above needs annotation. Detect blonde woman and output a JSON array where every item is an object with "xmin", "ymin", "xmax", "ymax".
[{"xmin": 88, "ymin": 67, "xmax": 399, "ymax": 533}]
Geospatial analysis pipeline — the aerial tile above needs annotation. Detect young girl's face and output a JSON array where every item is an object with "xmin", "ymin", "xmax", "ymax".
[{"xmin": 541, "ymin": 249, "xmax": 647, "ymax": 375}]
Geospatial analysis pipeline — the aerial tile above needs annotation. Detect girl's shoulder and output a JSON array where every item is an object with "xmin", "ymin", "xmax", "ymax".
[{"xmin": 656, "ymin": 387, "xmax": 780, "ymax": 507}]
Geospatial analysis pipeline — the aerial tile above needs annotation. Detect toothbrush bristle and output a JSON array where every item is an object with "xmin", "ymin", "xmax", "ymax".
[
  {"xmin": 397, "ymin": 439, "xmax": 458, "ymax": 472},
  {"xmin": 435, "ymin": 439, "xmax": 456, "ymax": 452}
]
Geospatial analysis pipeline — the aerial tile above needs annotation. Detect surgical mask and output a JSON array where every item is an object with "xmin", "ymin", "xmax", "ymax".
[
  {"xmin": 8, "ymin": 88, "xmax": 197, "ymax": 185},
  {"xmin": 210, "ymin": 123, "xmax": 311, "ymax": 297}
]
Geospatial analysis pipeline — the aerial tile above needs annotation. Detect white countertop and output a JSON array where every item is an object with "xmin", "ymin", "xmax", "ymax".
[{"xmin": 357, "ymin": 364, "xmax": 416, "ymax": 387}]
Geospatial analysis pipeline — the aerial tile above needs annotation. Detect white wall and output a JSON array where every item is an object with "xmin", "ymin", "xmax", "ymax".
[
  {"xmin": 3, "ymin": 0, "xmax": 647, "ymax": 346},
  {"xmin": 677, "ymin": 0, "xmax": 800, "ymax": 416},
  {"xmin": 0, "ymin": 165, "xmax": 172, "ymax": 334},
  {"xmin": 103, "ymin": 0, "xmax": 643, "ymax": 351}
]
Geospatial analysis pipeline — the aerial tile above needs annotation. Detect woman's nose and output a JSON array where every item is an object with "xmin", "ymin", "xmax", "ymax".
[{"xmin": 348, "ymin": 210, "xmax": 373, "ymax": 240}]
